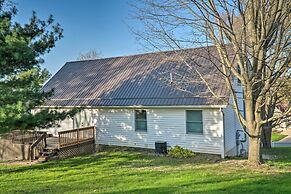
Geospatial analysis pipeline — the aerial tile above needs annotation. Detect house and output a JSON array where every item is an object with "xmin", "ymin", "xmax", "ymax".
[
  {"xmin": 274, "ymin": 103, "xmax": 291, "ymax": 131},
  {"xmin": 42, "ymin": 46, "xmax": 247, "ymax": 158}
]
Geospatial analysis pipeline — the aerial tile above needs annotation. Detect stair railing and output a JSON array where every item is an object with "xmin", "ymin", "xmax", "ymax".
[{"xmin": 29, "ymin": 132, "xmax": 47, "ymax": 161}]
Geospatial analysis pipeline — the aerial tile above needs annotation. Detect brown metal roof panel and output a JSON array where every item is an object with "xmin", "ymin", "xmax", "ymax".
[{"xmin": 43, "ymin": 46, "xmax": 230, "ymax": 107}]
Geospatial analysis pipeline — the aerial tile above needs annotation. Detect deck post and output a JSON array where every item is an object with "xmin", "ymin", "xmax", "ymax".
[
  {"xmin": 44, "ymin": 135, "xmax": 47, "ymax": 147},
  {"xmin": 77, "ymin": 128, "xmax": 79, "ymax": 146},
  {"xmin": 93, "ymin": 126, "xmax": 96, "ymax": 152},
  {"xmin": 59, "ymin": 133, "xmax": 61, "ymax": 149},
  {"xmin": 93, "ymin": 126, "xmax": 96, "ymax": 143}
]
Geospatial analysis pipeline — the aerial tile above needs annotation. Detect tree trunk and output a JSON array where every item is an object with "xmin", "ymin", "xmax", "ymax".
[
  {"xmin": 261, "ymin": 95, "xmax": 275, "ymax": 149},
  {"xmin": 244, "ymin": 95, "xmax": 262, "ymax": 164},
  {"xmin": 248, "ymin": 136, "xmax": 262, "ymax": 164},
  {"xmin": 262, "ymin": 125, "xmax": 272, "ymax": 149}
]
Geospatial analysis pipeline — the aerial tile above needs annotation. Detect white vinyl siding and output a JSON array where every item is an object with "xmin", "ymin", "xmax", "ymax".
[
  {"xmin": 96, "ymin": 108, "xmax": 224, "ymax": 155},
  {"xmin": 223, "ymin": 80, "xmax": 246, "ymax": 156},
  {"xmin": 223, "ymin": 106, "xmax": 237, "ymax": 156},
  {"xmin": 41, "ymin": 109, "xmax": 92, "ymax": 136}
]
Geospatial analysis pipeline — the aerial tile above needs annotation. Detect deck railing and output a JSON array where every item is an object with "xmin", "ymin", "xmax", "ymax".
[
  {"xmin": 29, "ymin": 132, "xmax": 47, "ymax": 160},
  {"xmin": 58, "ymin": 126, "xmax": 95, "ymax": 148}
]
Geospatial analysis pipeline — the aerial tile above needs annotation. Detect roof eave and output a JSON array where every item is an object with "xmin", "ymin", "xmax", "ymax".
[{"xmin": 38, "ymin": 104, "xmax": 228, "ymax": 109}]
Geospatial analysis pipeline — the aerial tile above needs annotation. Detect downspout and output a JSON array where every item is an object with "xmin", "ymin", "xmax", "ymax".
[
  {"xmin": 243, "ymin": 90, "xmax": 246, "ymax": 120},
  {"xmin": 236, "ymin": 89, "xmax": 247, "ymax": 156},
  {"xmin": 220, "ymin": 107, "xmax": 226, "ymax": 158},
  {"xmin": 242, "ymin": 89, "xmax": 247, "ymax": 153}
]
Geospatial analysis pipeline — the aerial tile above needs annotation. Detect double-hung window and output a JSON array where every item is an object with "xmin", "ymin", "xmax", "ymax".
[
  {"xmin": 186, "ymin": 110, "xmax": 203, "ymax": 134},
  {"xmin": 135, "ymin": 110, "xmax": 147, "ymax": 131}
]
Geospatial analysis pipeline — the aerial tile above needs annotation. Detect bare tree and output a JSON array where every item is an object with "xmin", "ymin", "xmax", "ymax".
[
  {"xmin": 134, "ymin": 0, "xmax": 291, "ymax": 164},
  {"xmin": 261, "ymin": 77, "xmax": 290, "ymax": 148},
  {"xmin": 77, "ymin": 50, "xmax": 101, "ymax": 61}
]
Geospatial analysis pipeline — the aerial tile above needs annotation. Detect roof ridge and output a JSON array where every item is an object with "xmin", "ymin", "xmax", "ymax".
[{"xmin": 67, "ymin": 45, "xmax": 217, "ymax": 63}]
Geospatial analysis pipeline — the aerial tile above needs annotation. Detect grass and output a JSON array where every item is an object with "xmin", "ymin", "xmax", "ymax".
[
  {"xmin": 0, "ymin": 148, "xmax": 290, "ymax": 194},
  {"xmin": 263, "ymin": 147, "xmax": 291, "ymax": 167},
  {"xmin": 272, "ymin": 132, "xmax": 287, "ymax": 142}
]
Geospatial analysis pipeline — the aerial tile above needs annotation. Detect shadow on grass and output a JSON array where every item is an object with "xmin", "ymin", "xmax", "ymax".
[
  {"xmin": 0, "ymin": 150, "xmax": 221, "ymax": 174},
  {"xmin": 1, "ymin": 148, "xmax": 291, "ymax": 193},
  {"xmin": 96, "ymin": 171, "xmax": 291, "ymax": 194},
  {"xmin": 1, "ymin": 147, "xmax": 289, "ymax": 176},
  {"xmin": 12, "ymin": 168, "xmax": 291, "ymax": 194}
]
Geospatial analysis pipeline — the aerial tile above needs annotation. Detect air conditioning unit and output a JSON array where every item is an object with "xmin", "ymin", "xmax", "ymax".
[{"xmin": 155, "ymin": 141, "xmax": 167, "ymax": 154}]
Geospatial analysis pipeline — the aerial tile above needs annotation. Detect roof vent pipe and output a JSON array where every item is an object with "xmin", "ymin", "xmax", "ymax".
[{"xmin": 170, "ymin": 72, "xmax": 173, "ymax": 83}]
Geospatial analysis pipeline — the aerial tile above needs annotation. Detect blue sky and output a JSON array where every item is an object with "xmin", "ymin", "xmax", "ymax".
[{"xmin": 14, "ymin": 0, "xmax": 143, "ymax": 75}]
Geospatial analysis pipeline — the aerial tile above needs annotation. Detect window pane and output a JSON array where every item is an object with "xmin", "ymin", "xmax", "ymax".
[
  {"xmin": 136, "ymin": 121, "xmax": 147, "ymax": 131},
  {"xmin": 135, "ymin": 110, "xmax": 146, "ymax": 120},
  {"xmin": 186, "ymin": 110, "xmax": 202, "ymax": 122},
  {"xmin": 186, "ymin": 122, "xmax": 203, "ymax": 133},
  {"xmin": 135, "ymin": 110, "xmax": 147, "ymax": 131}
]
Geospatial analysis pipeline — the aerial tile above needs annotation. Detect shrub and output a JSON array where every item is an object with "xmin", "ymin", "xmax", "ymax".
[{"xmin": 168, "ymin": 145, "xmax": 196, "ymax": 158}]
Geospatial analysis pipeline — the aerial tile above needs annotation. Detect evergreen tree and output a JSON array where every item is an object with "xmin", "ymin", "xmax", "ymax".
[{"xmin": 0, "ymin": 0, "xmax": 78, "ymax": 133}]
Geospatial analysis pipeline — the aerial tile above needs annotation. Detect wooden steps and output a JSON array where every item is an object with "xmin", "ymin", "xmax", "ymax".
[
  {"xmin": 37, "ymin": 148, "xmax": 59, "ymax": 162},
  {"xmin": 36, "ymin": 137, "xmax": 59, "ymax": 162}
]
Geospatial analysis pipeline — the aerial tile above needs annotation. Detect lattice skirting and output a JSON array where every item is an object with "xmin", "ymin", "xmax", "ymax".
[{"xmin": 58, "ymin": 140, "xmax": 95, "ymax": 159}]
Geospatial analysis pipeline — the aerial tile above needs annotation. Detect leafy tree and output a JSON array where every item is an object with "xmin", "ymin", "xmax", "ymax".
[{"xmin": 0, "ymin": 0, "xmax": 78, "ymax": 133}]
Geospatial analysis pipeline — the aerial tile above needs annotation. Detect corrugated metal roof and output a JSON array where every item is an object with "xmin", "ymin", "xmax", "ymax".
[{"xmin": 43, "ymin": 46, "xmax": 230, "ymax": 107}]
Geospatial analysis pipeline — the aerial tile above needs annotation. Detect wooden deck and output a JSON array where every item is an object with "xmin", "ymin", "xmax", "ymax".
[
  {"xmin": 58, "ymin": 126, "xmax": 95, "ymax": 148},
  {"xmin": 44, "ymin": 126, "xmax": 96, "ymax": 150},
  {"xmin": 29, "ymin": 126, "xmax": 96, "ymax": 161},
  {"xmin": 1, "ymin": 127, "xmax": 96, "ymax": 162},
  {"xmin": 46, "ymin": 137, "xmax": 59, "ymax": 149}
]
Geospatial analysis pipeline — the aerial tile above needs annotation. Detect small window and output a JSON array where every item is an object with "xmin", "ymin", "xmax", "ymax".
[
  {"xmin": 186, "ymin": 110, "xmax": 203, "ymax": 134},
  {"xmin": 135, "ymin": 110, "xmax": 147, "ymax": 131}
]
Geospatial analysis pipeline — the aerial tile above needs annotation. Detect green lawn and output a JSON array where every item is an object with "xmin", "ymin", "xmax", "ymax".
[
  {"xmin": 0, "ymin": 148, "xmax": 290, "ymax": 194},
  {"xmin": 272, "ymin": 132, "xmax": 288, "ymax": 142}
]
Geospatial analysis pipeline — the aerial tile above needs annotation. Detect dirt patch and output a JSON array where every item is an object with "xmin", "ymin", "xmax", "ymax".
[
  {"xmin": 97, "ymin": 144, "xmax": 156, "ymax": 154},
  {"xmin": 221, "ymin": 159, "xmax": 264, "ymax": 167},
  {"xmin": 97, "ymin": 144, "xmax": 222, "ymax": 164},
  {"xmin": 0, "ymin": 160, "xmax": 41, "ymax": 166},
  {"xmin": 220, "ymin": 159, "xmax": 291, "ymax": 173}
]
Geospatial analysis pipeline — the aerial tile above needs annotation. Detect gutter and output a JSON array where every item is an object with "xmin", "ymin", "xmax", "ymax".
[{"xmin": 38, "ymin": 105, "xmax": 227, "ymax": 109}]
